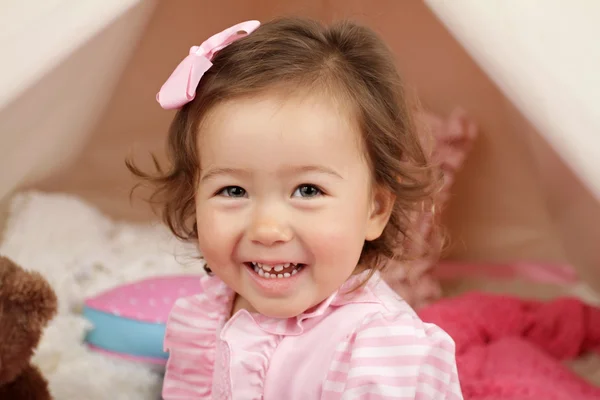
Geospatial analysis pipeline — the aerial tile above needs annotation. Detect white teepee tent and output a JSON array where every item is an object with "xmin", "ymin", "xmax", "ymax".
[
  {"xmin": 3, "ymin": 0, "xmax": 598, "ymax": 290},
  {"xmin": 1, "ymin": 1, "xmax": 600, "ymax": 397}
]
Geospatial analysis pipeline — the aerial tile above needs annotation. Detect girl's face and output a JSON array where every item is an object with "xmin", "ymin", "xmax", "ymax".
[{"xmin": 195, "ymin": 93, "xmax": 393, "ymax": 318}]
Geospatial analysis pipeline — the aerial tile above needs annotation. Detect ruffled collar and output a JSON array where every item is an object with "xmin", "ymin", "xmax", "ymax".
[
  {"xmin": 163, "ymin": 269, "xmax": 391, "ymax": 398},
  {"xmin": 199, "ymin": 269, "xmax": 383, "ymax": 336}
]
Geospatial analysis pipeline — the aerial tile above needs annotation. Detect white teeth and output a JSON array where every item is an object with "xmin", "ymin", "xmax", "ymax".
[
  {"xmin": 252, "ymin": 262, "xmax": 271, "ymax": 271},
  {"xmin": 250, "ymin": 262, "xmax": 304, "ymax": 278},
  {"xmin": 253, "ymin": 262, "xmax": 298, "ymax": 272}
]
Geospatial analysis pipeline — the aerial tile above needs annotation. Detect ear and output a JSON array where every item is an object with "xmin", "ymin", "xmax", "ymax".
[{"xmin": 365, "ymin": 185, "xmax": 396, "ymax": 241}]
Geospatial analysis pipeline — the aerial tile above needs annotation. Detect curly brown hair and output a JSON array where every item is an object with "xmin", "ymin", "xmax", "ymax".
[{"xmin": 127, "ymin": 16, "xmax": 439, "ymax": 276}]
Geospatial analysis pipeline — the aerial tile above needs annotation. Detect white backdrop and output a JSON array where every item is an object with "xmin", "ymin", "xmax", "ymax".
[
  {"xmin": 0, "ymin": 0, "xmax": 157, "ymax": 203},
  {"xmin": 426, "ymin": 0, "xmax": 600, "ymax": 198}
]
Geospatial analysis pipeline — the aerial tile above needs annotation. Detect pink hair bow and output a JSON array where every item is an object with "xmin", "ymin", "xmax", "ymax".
[{"xmin": 156, "ymin": 20, "xmax": 261, "ymax": 109}]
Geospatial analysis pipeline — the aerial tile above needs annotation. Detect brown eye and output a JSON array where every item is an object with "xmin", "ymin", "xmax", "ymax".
[
  {"xmin": 294, "ymin": 184, "xmax": 322, "ymax": 198},
  {"xmin": 219, "ymin": 186, "xmax": 246, "ymax": 197}
]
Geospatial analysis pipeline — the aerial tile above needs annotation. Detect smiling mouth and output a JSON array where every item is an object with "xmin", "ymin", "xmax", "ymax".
[{"xmin": 245, "ymin": 262, "xmax": 306, "ymax": 279}]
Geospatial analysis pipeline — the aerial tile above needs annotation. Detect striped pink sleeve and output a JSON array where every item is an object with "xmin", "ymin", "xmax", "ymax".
[
  {"xmin": 322, "ymin": 312, "xmax": 463, "ymax": 399},
  {"xmin": 162, "ymin": 296, "xmax": 215, "ymax": 400}
]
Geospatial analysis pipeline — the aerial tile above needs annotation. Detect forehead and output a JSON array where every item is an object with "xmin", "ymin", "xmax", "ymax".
[{"xmin": 197, "ymin": 93, "xmax": 364, "ymax": 168}]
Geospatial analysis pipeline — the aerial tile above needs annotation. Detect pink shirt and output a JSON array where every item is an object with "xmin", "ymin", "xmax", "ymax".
[{"xmin": 162, "ymin": 271, "xmax": 463, "ymax": 399}]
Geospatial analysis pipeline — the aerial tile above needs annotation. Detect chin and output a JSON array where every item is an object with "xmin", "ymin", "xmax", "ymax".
[{"xmin": 253, "ymin": 300, "xmax": 312, "ymax": 319}]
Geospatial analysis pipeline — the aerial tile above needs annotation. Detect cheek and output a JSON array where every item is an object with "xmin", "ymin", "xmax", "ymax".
[
  {"xmin": 304, "ymin": 207, "xmax": 369, "ymax": 270},
  {"xmin": 310, "ymin": 228, "xmax": 364, "ymax": 268},
  {"xmin": 195, "ymin": 204, "xmax": 237, "ymax": 263},
  {"xmin": 309, "ymin": 191, "xmax": 371, "ymax": 267}
]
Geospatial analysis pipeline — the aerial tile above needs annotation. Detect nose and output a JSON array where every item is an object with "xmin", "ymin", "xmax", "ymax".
[{"xmin": 247, "ymin": 209, "xmax": 293, "ymax": 246}]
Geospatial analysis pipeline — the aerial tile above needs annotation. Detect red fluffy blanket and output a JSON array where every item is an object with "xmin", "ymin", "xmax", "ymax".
[{"xmin": 418, "ymin": 292, "xmax": 600, "ymax": 399}]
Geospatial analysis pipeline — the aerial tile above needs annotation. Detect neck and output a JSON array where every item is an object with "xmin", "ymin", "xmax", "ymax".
[{"xmin": 231, "ymin": 293, "xmax": 257, "ymax": 317}]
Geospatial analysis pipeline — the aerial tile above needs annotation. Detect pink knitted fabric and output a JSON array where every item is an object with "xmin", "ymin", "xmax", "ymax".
[
  {"xmin": 418, "ymin": 292, "xmax": 600, "ymax": 400},
  {"xmin": 382, "ymin": 108, "xmax": 478, "ymax": 309}
]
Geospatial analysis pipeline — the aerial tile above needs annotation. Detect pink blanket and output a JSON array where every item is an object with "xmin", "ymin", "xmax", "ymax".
[
  {"xmin": 382, "ymin": 108, "xmax": 478, "ymax": 309},
  {"xmin": 418, "ymin": 292, "xmax": 600, "ymax": 399}
]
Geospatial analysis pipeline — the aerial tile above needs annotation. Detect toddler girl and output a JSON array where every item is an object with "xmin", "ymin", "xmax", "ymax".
[{"xmin": 130, "ymin": 17, "xmax": 463, "ymax": 399}]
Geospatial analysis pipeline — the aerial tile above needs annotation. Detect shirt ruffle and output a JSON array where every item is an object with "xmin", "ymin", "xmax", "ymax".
[
  {"xmin": 221, "ymin": 310, "xmax": 280, "ymax": 399},
  {"xmin": 162, "ymin": 270, "xmax": 386, "ymax": 399},
  {"xmin": 162, "ymin": 273, "xmax": 233, "ymax": 398}
]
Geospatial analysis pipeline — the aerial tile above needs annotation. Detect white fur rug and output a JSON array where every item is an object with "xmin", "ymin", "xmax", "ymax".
[{"xmin": 0, "ymin": 191, "xmax": 203, "ymax": 400}]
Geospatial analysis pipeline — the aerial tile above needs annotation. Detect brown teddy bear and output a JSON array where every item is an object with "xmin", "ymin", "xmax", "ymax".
[{"xmin": 0, "ymin": 255, "xmax": 57, "ymax": 399}]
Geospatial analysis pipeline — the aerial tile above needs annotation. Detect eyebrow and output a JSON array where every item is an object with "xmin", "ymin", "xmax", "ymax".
[
  {"xmin": 200, "ymin": 167, "xmax": 249, "ymax": 183},
  {"xmin": 199, "ymin": 165, "xmax": 343, "ymax": 182},
  {"xmin": 293, "ymin": 165, "xmax": 343, "ymax": 179}
]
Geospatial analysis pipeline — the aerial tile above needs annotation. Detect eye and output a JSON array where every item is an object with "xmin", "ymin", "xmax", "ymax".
[
  {"xmin": 293, "ymin": 184, "xmax": 323, "ymax": 198},
  {"xmin": 218, "ymin": 186, "xmax": 247, "ymax": 198}
]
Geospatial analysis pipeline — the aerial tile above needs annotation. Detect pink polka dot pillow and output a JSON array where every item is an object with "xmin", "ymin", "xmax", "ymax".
[{"xmin": 83, "ymin": 275, "xmax": 203, "ymax": 365}]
